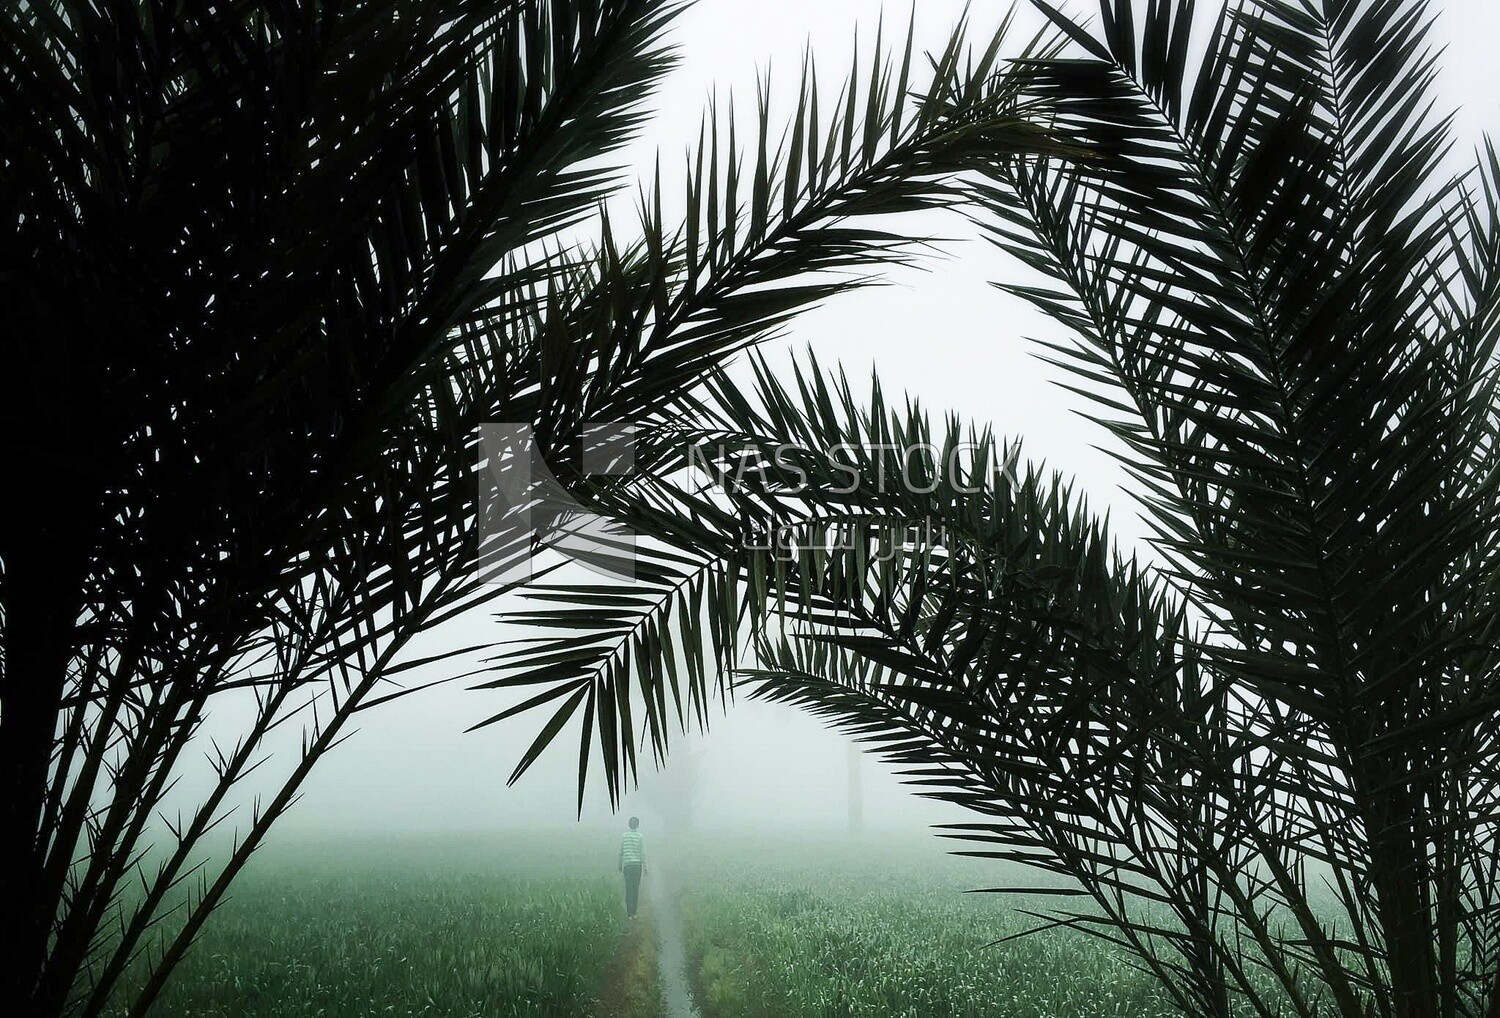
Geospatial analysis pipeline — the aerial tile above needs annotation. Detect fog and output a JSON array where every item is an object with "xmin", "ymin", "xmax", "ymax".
[{"xmin": 209, "ymin": 0, "xmax": 1500, "ymax": 851}]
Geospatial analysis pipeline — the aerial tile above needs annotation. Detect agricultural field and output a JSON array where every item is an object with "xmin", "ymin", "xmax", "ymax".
[
  {"xmin": 671, "ymin": 836, "xmax": 1176, "ymax": 1018},
  {"xmin": 113, "ymin": 832, "xmax": 1180, "ymax": 1017},
  {"xmin": 108, "ymin": 834, "xmax": 660, "ymax": 1017}
]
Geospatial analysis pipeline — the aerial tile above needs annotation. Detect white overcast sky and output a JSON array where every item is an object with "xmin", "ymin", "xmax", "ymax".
[{"xmin": 255, "ymin": 1, "xmax": 1500, "ymax": 845}]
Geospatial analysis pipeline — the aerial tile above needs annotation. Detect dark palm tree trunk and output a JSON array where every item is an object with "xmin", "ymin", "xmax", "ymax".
[
  {"xmin": 3, "ymin": 303, "xmax": 96, "ymax": 1014},
  {"xmin": 2, "ymin": 529, "xmax": 86, "ymax": 1014},
  {"xmin": 1362, "ymin": 764, "xmax": 1439, "ymax": 1018}
]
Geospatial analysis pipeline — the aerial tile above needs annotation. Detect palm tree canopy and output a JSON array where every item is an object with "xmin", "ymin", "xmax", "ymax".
[
  {"xmin": 489, "ymin": 2, "xmax": 1500, "ymax": 1015},
  {"xmin": 0, "ymin": 3, "xmax": 1057, "ymax": 1013}
]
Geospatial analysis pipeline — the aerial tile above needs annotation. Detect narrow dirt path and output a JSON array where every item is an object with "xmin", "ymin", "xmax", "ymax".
[
  {"xmin": 645, "ymin": 867, "xmax": 701, "ymax": 1018},
  {"xmin": 595, "ymin": 908, "xmax": 659, "ymax": 1017}
]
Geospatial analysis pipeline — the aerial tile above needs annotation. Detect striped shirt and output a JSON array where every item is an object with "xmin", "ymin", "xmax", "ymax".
[{"xmin": 619, "ymin": 830, "xmax": 645, "ymax": 868}]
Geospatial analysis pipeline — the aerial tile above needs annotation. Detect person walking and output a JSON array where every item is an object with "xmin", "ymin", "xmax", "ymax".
[{"xmin": 618, "ymin": 817, "xmax": 645, "ymax": 919}]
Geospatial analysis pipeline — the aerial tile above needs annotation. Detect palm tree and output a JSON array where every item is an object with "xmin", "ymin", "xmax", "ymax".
[
  {"xmin": 494, "ymin": 2, "xmax": 1500, "ymax": 1015},
  {"xmin": 0, "ymin": 2, "xmax": 1051, "ymax": 1013}
]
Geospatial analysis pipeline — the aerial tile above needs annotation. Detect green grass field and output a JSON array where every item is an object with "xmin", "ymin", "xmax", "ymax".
[
  {"xmin": 110, "ymin": 835, "xmax": 659, "ymax": 1017},
  {"xmin": 671, "ymin": 837, "xmax": 1174, "ymax": 1018},
  {"xmin": 113, "ymin": 833, "xmax": 1175, "ymax": 1017}
]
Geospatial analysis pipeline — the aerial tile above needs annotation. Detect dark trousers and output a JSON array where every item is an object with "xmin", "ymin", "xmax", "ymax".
[{"xmin": 622, "ymin": 863, "xmax": 642, "ymax": 917}]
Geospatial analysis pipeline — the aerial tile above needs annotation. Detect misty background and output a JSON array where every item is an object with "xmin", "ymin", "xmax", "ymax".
[{"xmin": 189, "ymin": 0, "xmax": 1500, "ymax": 849}]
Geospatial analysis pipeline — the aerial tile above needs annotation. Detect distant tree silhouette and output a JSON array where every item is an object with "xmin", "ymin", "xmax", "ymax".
[
  {"xmin": 639, "ymin": 732, "xmax": 705, "ymax": 835},
  {"xmin": 847, "ymin": 741, "xmax": 864, "ymax": 835}
]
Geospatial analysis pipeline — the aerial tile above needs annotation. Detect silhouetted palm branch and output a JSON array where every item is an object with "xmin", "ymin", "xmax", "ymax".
[
  {"xmin": 1, "ymin": 3, "xmax": 1055, "ymax": 1013},
  {"xmin": 491, "ymin": 3, "xmax": 1500, "ymax": 1015}
]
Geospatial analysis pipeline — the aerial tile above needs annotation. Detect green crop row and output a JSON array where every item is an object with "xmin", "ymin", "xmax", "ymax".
[
  {"xmin": 107, "ymin": 835, "xmax": 641, "ymax": 1016},
  {"xmin": 672, "ymin": 838, "xmax": 1177, "ymax": 1018}
]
